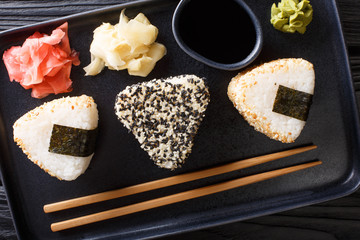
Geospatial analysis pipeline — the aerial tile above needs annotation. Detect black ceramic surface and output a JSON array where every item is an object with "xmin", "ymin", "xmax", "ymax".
[{"xmin": 0, "ymin": 0, "xmax": 359, "ymax": 239}]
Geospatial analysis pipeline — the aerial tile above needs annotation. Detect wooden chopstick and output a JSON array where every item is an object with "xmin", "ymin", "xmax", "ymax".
[
  {"xmin": 44, "ymin": 145, "xmax": 317, "ymax": 213},
  {"xmin": 51, "ymin": 160, "xmax": 322, "ymax": 232}
]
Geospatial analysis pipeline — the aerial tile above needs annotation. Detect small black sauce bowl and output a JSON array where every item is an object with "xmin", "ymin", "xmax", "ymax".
[{"xmin": 172, "ymin": 0, "xmax": 263, "ymax": 71}]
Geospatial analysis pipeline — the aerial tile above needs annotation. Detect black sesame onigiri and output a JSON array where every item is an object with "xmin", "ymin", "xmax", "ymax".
[{"xmin": 114, "ymin": 74, "xmax": 210, "ymax": 170}]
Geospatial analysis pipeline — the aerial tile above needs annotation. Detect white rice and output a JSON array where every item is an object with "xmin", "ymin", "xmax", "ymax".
[
  {"xmin": 13, "ymin": 95, "xmax": 99, "ymax": 181},
  {"xmin": 228, "ymin": 58, "xmax": 315, "ymax": 143}
]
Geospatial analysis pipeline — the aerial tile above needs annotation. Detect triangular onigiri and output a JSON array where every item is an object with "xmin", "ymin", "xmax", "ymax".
[
  {"xmin": 228, "ymin": 58, "xmax": 315, "ymax": 143},
  {"xmin": 13, "ymin": 95, "xmax": 99, "ymax": 181},
  {"xmin": 114, "ymin": 74, "xmax": 210, "ymax": 170}
]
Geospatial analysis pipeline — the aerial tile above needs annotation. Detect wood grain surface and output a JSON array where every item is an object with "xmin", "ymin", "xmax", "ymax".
[{"xmin": 0, "ymin": 0, "xmax": 360, "ymax": 239}]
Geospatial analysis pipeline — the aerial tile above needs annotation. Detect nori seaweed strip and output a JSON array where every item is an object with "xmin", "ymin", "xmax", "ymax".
[
  {"xmin": 272, "ymin": 85, "xmax": 313, "ymax": 121},
  {"xmin": 49, "ymin": 124, "xmax": 98, "ymax": 157}
]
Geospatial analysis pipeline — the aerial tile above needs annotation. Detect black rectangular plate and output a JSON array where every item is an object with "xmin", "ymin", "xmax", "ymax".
[{"xmin": 0, "ymin": 0, "xmax": 359, "ymax": 239}]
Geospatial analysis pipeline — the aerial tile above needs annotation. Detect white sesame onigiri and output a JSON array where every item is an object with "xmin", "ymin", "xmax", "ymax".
[
  {"xmin": 228, "ymin": 58, "xmax": 315, "ymax": 143},
  {"xmin": 13, "ymin": 95, "xmax": 99, "ymax": 181}
]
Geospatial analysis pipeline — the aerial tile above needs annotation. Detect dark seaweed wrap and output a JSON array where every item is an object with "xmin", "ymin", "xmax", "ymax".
[
  {"xmin": 272, "ymin": 85, "xmax": 313, "ymax": 121},
  {"xmin": 48, "ymin": 124, "xmax": 98, "ymax": 157}
]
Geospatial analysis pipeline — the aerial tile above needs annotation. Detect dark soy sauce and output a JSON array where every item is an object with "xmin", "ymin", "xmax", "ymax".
[{"xmin": 178, "ymin": 0, "xmax": 256, "ymax": 64}]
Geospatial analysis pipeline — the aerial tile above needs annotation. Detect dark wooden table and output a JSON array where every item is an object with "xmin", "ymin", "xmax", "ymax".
[{"xmin": 0, "ymin": 0, "xmax": 360, "ymax": 239}]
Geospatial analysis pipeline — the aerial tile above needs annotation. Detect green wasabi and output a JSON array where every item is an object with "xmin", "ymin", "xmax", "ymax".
[{"xmin": 270, "ymin": 0, "xmax": 313, "ymax": 34}]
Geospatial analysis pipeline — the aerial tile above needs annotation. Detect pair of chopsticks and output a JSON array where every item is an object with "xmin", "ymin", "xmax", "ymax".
[{"xmin": 45, "ymin": 145, "xmax": 320, "ymax": 232}]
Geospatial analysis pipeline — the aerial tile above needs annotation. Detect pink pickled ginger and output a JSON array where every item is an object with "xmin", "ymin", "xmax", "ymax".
[{"xmin": 2, "ymin": 22, "xmax": 80, "ymax": 98}]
